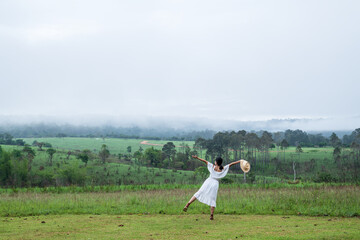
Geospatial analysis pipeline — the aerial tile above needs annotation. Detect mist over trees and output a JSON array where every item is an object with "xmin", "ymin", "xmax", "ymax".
[
  {"xmin": 0, "ymin": 124, "xmax": 216, "ymax": 141},
  {"xmin": 0, "ymin": 123, "xmax": 353, "ymax": 144}
]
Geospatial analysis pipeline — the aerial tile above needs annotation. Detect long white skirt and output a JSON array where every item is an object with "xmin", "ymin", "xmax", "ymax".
[{"xmin": 193, "ymin": 178, "xmax": 219, "ymax": 207}]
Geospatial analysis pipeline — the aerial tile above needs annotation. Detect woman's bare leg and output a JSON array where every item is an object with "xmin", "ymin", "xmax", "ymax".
[
  {"xmin": 183, "ymin": 196, "xmax": 196, "ymax": 212},
  {"xmin": 210, "ymin": 207, "xmax": 215, "ymax": 220}
]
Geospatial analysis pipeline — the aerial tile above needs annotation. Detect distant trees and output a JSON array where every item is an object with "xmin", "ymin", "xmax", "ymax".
[
  {"xmin": 0, "ymin": 124, "xmax": 217, "ymax": 140},
  {"xmin": 133, "ymin": 149, "xmax": 143, "ymax": 166},
  {"xmin": 245, "ymin": 132, "xmax": 259, "ymax": 167},
  {"xmin": 23, "ymin": 145, "xmax": 36, "ymax": 171},
  {"xmin": 144, "ymin": 147, "xmax": 162, "ymax": 167},
  {"xmin": 280, "ymin": 139, "xmax": 289, "ymax": 161},
  {"xmin": 77, "ymin": 149, "xmax": 91, "ymax": 166},
  {"xmin": 342, "ymin": 128, "xmax": 360, "ymax": 146},
  {"xmin": 15, "ymin": 139, "xmax": 26, "ymax": 146},
  {"xmin": 32, "ymin": 141, "xmax": 52, "ymax": 150},
  {"xmin": 2, "ymin": 127, "xmax": 360, "ymax": 186},
  {"xmin": 127, "ymin": 146, "xmax": 132, "ymax": 154},
  {"xmin": 162, "ymin": 142, "xmax": 176, "ymax": 168},
  {"xmin": 0, "ymin": 133, "xmax": 26, "ymax": 146},
  {"xmin": 194, "ymin": 138, "xmax": 207, "ymax": 158},
  {"xmin": 36, "ymin": 142, "xmax": 45, "ymax": 151},
  {"xmin": 293, "ymin": 145, "xmax": 303, "ymax": 181},
  {"xmin": 330, "ymin": 133, "xmax": 341, "ymax": 148},
  {"xmin": 189, "ymin": 129, "xmax": 360, "ymax": 182},
  {"xmin": 284, "ymin": 129, "xmax": 309, "ymax": 146},
  {"xmin": 0, "ymin": 133, "xmax": 14, "ymax": 145},
  {"xmin": 46, "ymin": 148, "xmax": 56, "ymax": 166},
  {"xmin": 0, "ymin": 149, "xmax": 11, "ymax": 186},
  {"xmin": 10, "ymin": 149, "xmax": 29, "ymax": 186},
  {"xmin": 99, "ymin": 144, "xmax": 110, "ymax": 164},
  {"xmin": 260, "ymin": 131, "xmax": 274, "ymax": 166},
  {"xmin": 308, "ymin": 134, "xmax": 328, "ymax": 147},
  {"xmin": 56, "ymin": 133, "xmax": 67, "ymax": 138},
  {"xmin": 296, "ymin": 145, "xmax": 303, "ymax": 154},
  {"xmin": 0, "ymin": 147, "xmax": 33, "ymax": 187}
]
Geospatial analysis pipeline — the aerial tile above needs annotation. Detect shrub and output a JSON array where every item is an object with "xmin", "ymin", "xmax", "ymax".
[
  {"xmin": 221, "ymin": 177, "xmax": 234, "ymax": 184},
  {"xmin": 314, "ymin": 172, "xmax": 336, "ymax": 183},
  {"xmin": 56, "ymin": 164, "xmax": 87, "ymax": 186}
]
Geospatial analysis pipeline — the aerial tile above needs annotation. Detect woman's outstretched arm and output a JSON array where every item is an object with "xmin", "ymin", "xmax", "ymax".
[
  {"xmin": 192, "ymin": 155, "xmax": 208, "ymax": 165},
  {"xmin": 228, "ymin": 160, "xmax": 242, "ymax": 168}
]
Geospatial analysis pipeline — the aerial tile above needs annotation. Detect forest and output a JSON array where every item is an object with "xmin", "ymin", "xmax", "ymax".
[{"xmin": 0, "ymin": 128, "xmax": 359, "ymax": 188}]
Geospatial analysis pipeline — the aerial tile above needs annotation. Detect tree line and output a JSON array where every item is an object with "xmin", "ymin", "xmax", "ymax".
[
  {"xmin": 1, "ymin": 128, "xmax": 359, "ymax": 187},
  {"xmin": 192, "ymin": 129, "xmax": 360, "ymax": 182}
]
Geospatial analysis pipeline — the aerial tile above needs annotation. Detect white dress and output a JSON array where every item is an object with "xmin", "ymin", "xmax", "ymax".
[{"xmin": 193, "ymin": 162, "xmax": 230, "ymax": 207}]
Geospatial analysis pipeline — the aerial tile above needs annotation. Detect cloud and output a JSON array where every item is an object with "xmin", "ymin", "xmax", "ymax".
[
  {"xmin": 0, "ymin": 114, "xmax": 358, "ymax": 132},
  {"xmin": 0, "ymin": 22, "xmax": 100, "ymax": 44},
  {"xmin": 0, "ymin": 0, "xmax": 359, "ymax": 129}
]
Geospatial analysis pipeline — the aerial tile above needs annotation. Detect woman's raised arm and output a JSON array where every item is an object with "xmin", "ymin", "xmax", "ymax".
[
  {"xmin": 192, "ymin": 155, "xmax": 208, "ymax": 165},
  {"xmin": 228, "ymin": 160, "xmax": 242, "ymax": 168}
]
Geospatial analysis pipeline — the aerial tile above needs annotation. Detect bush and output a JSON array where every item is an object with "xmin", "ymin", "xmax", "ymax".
[
  {"xmin": 314, "ymin": 172, "xmax": 336, "ymax": 183},
  {"xmin": 30, "ymin": 170, "xmax": 55, "ymax": 187},
  {"xmin": 221, "ymin": 177, "xmax": 233, "ymax": 184},
  {"xmin": 56, "ymin": 164, "xmax": 87, "ymax": 186}
]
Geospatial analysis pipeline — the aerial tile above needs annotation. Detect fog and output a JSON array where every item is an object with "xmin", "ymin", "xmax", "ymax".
[
  {"xmin": 0, "ymin": 114, "xmax": 358, "ymax": 133},
  {"xmin": 1, "ymin": 0, "xmax": 359, "ymax": 131}
]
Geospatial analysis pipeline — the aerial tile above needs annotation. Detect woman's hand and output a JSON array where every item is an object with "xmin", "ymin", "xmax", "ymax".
[{"xmin": 192, "ymin": 155, "xmax": 198, "ymax": 159}]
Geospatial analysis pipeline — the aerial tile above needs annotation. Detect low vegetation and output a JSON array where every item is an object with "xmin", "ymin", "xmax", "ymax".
[
  {"xmin": 1, "ymin": 214, "xmax": 359, "ymax": 240},
  {"xmin": 1, "ymin": 184, "xmax": 358, "ymax": 217}
]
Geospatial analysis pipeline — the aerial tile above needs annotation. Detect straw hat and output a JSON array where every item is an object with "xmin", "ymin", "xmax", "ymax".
[{"xmin": 240, "ymin": 160, "xmax": 250, "ymax": 173}]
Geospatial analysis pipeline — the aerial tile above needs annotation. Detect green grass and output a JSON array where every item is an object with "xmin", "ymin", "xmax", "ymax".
[
  {"xmin": 0, "ymin": 182, "xmax": 355, "ymax": 194},
  {"xmin": 20, "ymin": 137, "xmax": 336, "ymax": 159},
  {"xmin": 1, "ymin": 185, "xmax": 359, "ymax": 217},
  {"xmin": 19, "ymin": 137, "xmax": 339, "ymax": 171},
  {"xmin": 1, "ymin": 214, "xmax": 359, "ymax": 239},
  {"xmin": 21, "ymin": 137, "xmax": 195, "ymax": 155}
]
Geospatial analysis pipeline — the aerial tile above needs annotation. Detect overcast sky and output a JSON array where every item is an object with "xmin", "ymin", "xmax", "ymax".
[{"xmin": 0, "ymin": 0, "xmax": 359, "ymax": 130}]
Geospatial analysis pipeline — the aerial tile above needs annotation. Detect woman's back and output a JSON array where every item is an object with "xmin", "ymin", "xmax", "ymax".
[{"xmin": 207, "ymin": 162, "xmax": 230, "ymax": 180}]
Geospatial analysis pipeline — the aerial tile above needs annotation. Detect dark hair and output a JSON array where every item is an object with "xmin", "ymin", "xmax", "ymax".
[{"xmin": 215, "ymin": 157, "xmax": 224, "ymax": 170}]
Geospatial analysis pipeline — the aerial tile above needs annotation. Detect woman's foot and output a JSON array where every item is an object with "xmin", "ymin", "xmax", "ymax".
[{"xmin": 210, "ymin": 214, "xmax": 214, "ymax": 220}]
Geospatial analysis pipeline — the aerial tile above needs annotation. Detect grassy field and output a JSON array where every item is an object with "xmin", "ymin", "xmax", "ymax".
[
  {"xmin": 1, "ymin": 214, "xmax": 359, "ymax": 240},
  {"xmin": 1, "ymin": 184, "xmax": 359, "ymax": 217},
  {"xmin": 21, "ymin": 137, "xmax": 195, "ymax": 155},
  {"xmin": 2, "ymin": 137, "xmax": 359, "ymax": 239},
  {"xmin": 1, "ymin": 184, "xmax": 359, "ymax": 239},
  {"xmin": 20, "ymin": 137, "xmax": 336, "ymax": 162}
]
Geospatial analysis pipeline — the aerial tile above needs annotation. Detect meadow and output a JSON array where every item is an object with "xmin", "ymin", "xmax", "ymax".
[
  {"xmin": 1, "ymin": 137, "xmax": 351, "ymax": 186},
  {"xmin": 21, "ymin": 137, "xmax": 194, "ymax": 155},
  {"xmin": 20, "ymin": 137, "xmax": 335, "ymax": 163},
  {"xmin": 1, "ymin": 184, "xmax": 359, "ymax": 217},
  {"xmin": 1, "ymin": 214, "xmax": 359, "ymax": 239},
  {"xmin": 1, "ymin": 138, "xmax": 359, "ymax": 239},
  {"xmin": 1, "ymin": 183, "xmax": 359, "ymax": 239}
]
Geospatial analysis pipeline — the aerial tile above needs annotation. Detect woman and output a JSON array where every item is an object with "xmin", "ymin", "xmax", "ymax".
[{"xmin": 183, "ymin": 155, "xmax": 245, "ymax": 220}]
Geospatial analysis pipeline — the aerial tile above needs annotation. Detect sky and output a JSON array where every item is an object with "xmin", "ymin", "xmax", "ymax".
[{"xmin": 0, "ymin": 0, "xmax": 359, "ymax": 131}]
